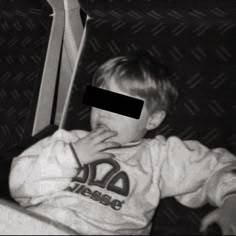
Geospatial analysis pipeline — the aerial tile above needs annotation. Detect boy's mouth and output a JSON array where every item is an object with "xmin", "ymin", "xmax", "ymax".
[{"xmin": 96, "ymin": 123, "xmax": 118, "ymax": 136}]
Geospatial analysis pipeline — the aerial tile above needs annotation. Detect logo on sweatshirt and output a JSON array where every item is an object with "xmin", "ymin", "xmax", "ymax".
[{"xmin": 67, "ymin": 159, "xmax": 130, "ymax": 211}]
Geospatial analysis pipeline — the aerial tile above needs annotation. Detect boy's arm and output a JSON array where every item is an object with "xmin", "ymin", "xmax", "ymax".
[
  {"xmin": 153, "ymin": 136, "xmax": 236, "ymax": 208},
  {"xmin": 9, "ymin": 129, "xmax": 84, "ymax": 206}
]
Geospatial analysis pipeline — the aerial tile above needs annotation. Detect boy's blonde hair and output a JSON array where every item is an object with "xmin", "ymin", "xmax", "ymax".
[{"xmin": 92, "ymin": 51, "xmax": 178, "ymax": 114}]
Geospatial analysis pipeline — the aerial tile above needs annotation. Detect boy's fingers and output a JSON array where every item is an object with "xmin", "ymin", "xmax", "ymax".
[
  {"xmin": 94, "ymin": 152, "xmax": 115, "ymax": 160},
  {"xmin": 97, "ymin": 141, "xmax": 121, "ymax": 151},
  {"xmin": 200, "ymin": 210, "xmax": 220, "ymax": 233},
  {"xmin": 222, "ymin": 227, "xmax": 234, "ymax": 236},
  {"xmin": 230, "ymin": 226, "xmax": 236, "ymax": 235},
  {"xmin": 89, "ymin": 126, "xmax": 108, "ymax": 138},
  {"xmin": 92, "ymin": 130, "xmax": 118, "ymax": 144}
]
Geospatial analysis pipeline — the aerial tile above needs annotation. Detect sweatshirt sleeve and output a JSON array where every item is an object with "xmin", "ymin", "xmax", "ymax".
[
  {"xmin": 9, "ymin": 129, "xmax": 88, "ymax": 206},
  {"xmin": 150, "ymin": 136, "xmax": 236, "ymax": 208}
]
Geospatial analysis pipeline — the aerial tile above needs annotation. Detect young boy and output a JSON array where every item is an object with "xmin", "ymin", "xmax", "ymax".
[{"xmin": 9, "ymin": 52, "xmax": 236, "ymax": 235}]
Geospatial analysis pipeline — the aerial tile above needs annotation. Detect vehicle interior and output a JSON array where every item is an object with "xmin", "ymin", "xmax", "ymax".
[{"xmin": 0, "ymin": 0, "xmax": 235, "ymax": 234}]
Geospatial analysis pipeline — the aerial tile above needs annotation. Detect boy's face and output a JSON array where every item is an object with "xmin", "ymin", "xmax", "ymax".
[{"xmin": 90, "ymin": 79, "xmax": 158, "ymax": 145}]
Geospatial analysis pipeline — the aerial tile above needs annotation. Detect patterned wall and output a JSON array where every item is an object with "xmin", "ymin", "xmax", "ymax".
[
  {"xmin": 64, "ymin": 0, "xmax": 236, "ymax": 153},
  {"xmin": 0, "ymin": 0, "xmax": 52, "ymax": 158}
]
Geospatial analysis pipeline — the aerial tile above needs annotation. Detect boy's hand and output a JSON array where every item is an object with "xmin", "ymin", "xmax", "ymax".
[
  {"xmin": 72, "ymin": 126, "xmax": 121, "ymax": 165},
  {"xmin": 200, "ymin": 196, "xmax": 236, "ymax": 235}
]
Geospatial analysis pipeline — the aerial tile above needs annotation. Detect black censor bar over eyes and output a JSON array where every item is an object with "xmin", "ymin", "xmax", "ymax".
[{"xmin": 83, "ymin": 86, "xmax": 144, "ymax": 119}]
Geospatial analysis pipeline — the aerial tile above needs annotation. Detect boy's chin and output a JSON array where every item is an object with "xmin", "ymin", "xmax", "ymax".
[
  {"xmin": 107, "ymin": 135, "xmax": 128, "ymax": 146},
  {"xmin": 106, "ymin": 135, "xmax": 120, "ymax": 143}
]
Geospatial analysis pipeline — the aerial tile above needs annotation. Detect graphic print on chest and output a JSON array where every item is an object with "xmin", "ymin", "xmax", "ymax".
[{"xmin": 67, "ymin": 159, "xmax": 130, "ymax": 210}]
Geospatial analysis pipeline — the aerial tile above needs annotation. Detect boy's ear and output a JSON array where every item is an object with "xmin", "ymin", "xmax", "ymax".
[{"xmin": 146, "ymin": 111, "xmax": 166, "ymax": 131}]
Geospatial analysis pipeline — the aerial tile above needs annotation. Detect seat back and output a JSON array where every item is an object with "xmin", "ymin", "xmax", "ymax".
[
  {"xmin": 0, "ymin": 0, "xmax": 64, "ymax": 159},
  {"xmin": 0, "ymin": 0, "xmax": 65, "ymax": 199},
  {"xmin": 62, "ymin": 0, "xmax": 236, "ymax": 154}
]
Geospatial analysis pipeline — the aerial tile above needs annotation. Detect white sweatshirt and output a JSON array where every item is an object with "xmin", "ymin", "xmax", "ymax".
[{"xmin": 9, "ymin": 129, "xmax": 236, "ymax": 235}]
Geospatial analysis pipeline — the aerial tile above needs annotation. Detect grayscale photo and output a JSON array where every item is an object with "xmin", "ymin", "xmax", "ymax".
[{"xmin": 0, "ymin": 0, "xmax": 236, "ymax": 235}]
